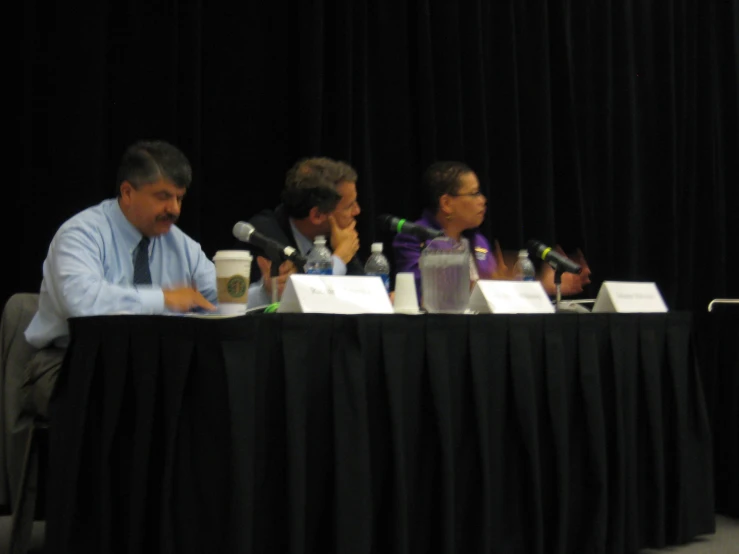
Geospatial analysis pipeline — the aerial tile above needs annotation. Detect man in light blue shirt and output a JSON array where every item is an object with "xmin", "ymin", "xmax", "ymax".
[{"xmin": 24, "ymin": 140, "xmax": 217, "ymax": 412}]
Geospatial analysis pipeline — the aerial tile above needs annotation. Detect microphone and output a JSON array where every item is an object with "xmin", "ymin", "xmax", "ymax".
[
  {"xmin": 527, "ymin": 240, "xmax": 582, "ymax": 274},
  {"xmin": 233, "ymin": 221, "xmax": 306, "ymax": 266},
  {"xmin": 378, "ymin": 214, "xmax": 444, "ymax": 241}
]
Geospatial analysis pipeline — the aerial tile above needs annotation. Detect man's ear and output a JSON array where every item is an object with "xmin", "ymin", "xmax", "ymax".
[
  {"xmin": 308, "ymin": 206, "xmax": 327, "ymax": 225},
  {"xmin": 119, "ymin": 181, "xmax": 134, "ymax": 203}
]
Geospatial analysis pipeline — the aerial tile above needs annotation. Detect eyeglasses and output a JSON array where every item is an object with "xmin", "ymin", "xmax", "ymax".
[{"xmin": 448, "ymin": 190, "xmax": 483, "ymax": 198}]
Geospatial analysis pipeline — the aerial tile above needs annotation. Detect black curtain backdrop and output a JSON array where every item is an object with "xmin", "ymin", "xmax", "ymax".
[{"xmin": 10, "ymin": 0, "xmax": 739, "ymax": 312}]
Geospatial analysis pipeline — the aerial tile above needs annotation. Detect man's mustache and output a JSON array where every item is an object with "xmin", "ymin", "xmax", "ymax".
[{"xmin": 156, "ymin": 213, "xmax": 178, "ymax": 222}]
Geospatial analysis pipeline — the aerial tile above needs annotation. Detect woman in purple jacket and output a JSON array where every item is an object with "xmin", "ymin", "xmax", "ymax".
[
  {"xmin": 392, "ymin": 161, "xmax": 502, "ymax": 294},
  {"xmin": 392, "ymin": 161, "xmax": 591, "ymax": 299}
]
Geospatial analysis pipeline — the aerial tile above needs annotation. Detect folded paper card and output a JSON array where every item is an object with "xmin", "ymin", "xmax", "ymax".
[
  {"xmin": 469, "ymin": 280, "xmax": 555, "ymax": 314},
  {"xmin": 277, "ymin": 275, "xmax": 394, "ymax": 314},
  {"xmin": 592, "ymin": 281, "xmax": 668, "ymax": 313}
]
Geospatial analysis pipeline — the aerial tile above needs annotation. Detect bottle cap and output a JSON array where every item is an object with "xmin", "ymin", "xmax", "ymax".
[
  {"xmin": 371, "ymin": 242, "xmax": 383, "ymax": 253},
  {"xmin": 314, "ymin": 235, "xmax": 326, "ymax": 245},
  {"xmin": 518, "ymin": 249, "xmax": 528, "ymax": 257}
]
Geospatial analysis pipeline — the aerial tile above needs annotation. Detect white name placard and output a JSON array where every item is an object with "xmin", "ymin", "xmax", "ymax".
[
  {"xmin": 592, "ymin": 281, "xmax": 668, "ymax": 313},
  {"xmin": 469, "ymin": 280, "xmax": 555, "ymax": 314},
  {"xmin": 277, "ymin": 275, "xmax": 394, "ymax": 314}
]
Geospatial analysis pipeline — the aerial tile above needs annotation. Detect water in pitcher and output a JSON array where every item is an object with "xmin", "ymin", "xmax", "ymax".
[{"xmin": 419, "ymin": 236, "xmax": 470, "ymax": 313}]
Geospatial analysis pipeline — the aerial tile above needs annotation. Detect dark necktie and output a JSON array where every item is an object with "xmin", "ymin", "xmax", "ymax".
[{"xmin": 133, "ymin": 237, "xmax": 152, "ymax": 285}]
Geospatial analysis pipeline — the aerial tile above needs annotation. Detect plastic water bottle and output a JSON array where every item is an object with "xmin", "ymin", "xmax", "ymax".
[
  {"xmin": 512, "ymin": 249, "xmax": 536, "ymax": 281},
  {"xmin": 364, "ymin": 242, "xmax": 391, "ymax": 291},
  {"xmin": 305, "ymin": 235, "xmax": 333, "ymax": 275}
]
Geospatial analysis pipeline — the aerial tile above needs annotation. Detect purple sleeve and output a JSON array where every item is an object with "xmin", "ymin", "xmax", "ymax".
[
  {"xmin": 470, "ymin": 232, "xmax": 498, "ymax": 279},
  {"xmin": 392, "ymin": 232, "xmax": 424, "ymax": 296}
]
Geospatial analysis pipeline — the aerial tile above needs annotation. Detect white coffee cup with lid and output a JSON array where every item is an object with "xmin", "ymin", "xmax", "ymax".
[{"xmin": 213, "ymin": 250, "xmax": 252, "ymax": 315}]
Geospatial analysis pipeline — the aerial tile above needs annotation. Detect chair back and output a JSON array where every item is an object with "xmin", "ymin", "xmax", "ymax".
[
  {"xmin": 1, "ymin": 293, "xmax": 40, "ymax": 511},
  {"xmin": 707, "ymin": 299, "xmax": 739, "ymax": 312}
]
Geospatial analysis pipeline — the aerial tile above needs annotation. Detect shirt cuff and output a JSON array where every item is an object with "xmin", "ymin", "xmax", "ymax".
[
  {"xmin": 332, "ymin": 255, "xmax": 347, "ymax": 275},
  {"xmin": 138, "ymin": 288, "xmax": 165, "ymax": 313}
]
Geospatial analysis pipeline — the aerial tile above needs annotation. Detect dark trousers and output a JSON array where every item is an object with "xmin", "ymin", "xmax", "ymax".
[{"xmin": 9, "ymin": 347, "xmax": 64, "ymax": 523}]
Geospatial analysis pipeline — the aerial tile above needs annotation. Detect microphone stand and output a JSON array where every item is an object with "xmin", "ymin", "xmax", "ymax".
[
  {"xmin": 553, "ymin": 264, "xmax": 563, "ymax": 312},
  {"xmin": 552, "ymin": 265, "xmax": 589, "ymax": 313}
]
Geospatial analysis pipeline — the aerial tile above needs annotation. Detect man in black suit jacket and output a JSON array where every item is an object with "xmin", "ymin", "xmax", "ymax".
[{"xmin": 244, "ymin": 157, "xmax": 364, "ymax": 307}]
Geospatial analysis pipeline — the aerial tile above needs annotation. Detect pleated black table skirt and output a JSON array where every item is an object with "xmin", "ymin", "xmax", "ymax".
[
  {"xmin": 694, "ymin": 311, "xmax": 739, "ymax": 519},
  {"xmin": 45, "ymin": 313, "xmax": 715, "ymax": 554}
]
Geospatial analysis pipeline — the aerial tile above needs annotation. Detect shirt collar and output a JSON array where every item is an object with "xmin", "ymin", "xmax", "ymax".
[
  {"xmin": 108, "ymin": 198, "xmax": 150, "ymax": 253},
  {"xmin": 288, "ymin": 218, "xmax": 315, "ymax": 255}
]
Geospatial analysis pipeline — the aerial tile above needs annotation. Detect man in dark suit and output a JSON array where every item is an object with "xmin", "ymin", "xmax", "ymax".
[{"xmin": 244, "ymin": 157, "xmax": 363, "ymax": 308}]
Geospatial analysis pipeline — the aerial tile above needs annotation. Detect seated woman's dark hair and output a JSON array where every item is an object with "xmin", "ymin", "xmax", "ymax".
[{"xmin": 423, "ymin": 161, "xmax": 474, "ymax": 212}]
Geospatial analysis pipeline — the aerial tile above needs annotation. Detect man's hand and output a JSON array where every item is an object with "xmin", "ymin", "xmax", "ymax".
[
  {"xmin": 540, "ymin": 245, "xmax": 592, "ymax": 296},
  {"xmin": 163, "ymin": 287, "xmax": 217, "ymax": 312},
  {"xmin": 571, "ymin": 247, "xmax": 592, "ymax": 288},
  {"xmin": 553, "ymin": 245, "xmax": 591, "ymax": 294},
  {"xmin": 328, "ymin": 214, "xmax": 360, "ymax": 264},
  {"xmin": 559, "ymin": 272, "xmax": 585, "ymax": 296},
  {"xmin": 257, "ymin": 256, "xmax": 297, "ymax": 299}
]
